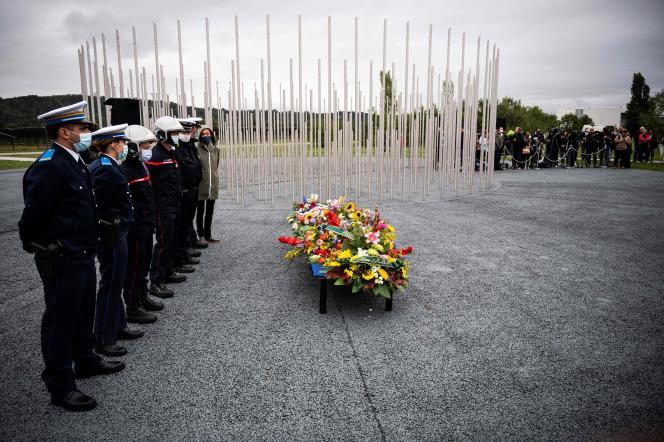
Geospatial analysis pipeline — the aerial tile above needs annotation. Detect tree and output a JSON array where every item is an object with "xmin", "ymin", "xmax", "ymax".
[
  {"xmin": 559, "ymin": 113, "xmax": 594, "ymax": 132},
  {"xmin": 625, "ymin": 72, "xmax": 653, "ymax": 135},
  {"xmin": 653, "ymin": 89, "xmax": 664, "ymax": 117},
  {"xmin": 494, "ymin": 97, "xmax": 558, "ymax": 133},
  {"xmin": 379, "ymin": 71, "xmax": 393, "ymax": 116}
]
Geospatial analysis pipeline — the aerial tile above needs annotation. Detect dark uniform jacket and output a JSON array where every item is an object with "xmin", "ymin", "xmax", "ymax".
[
  {"xmin": 121, "ymin": 158, "xmax": 155, "ymax": 238},
  {"xmin": 175, "ymin": 140, "xmax": 203, "ymax": 190},
  {"xmin": 89, "ymin": 154, "xmax": 134, "ymax": 227},
  {"xmin": 145, "ymin": 142, "xmax": 182, "ymax": 214},
  {"xmin": 18, "ymin": 143, "xmax": 98, "ymax": 257}
]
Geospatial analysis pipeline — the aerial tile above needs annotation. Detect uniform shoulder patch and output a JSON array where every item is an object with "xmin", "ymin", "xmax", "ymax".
[
  {"xmin": 101, "ymin": 156, "xmax": 112, "ymax": 166},
  {"xmin": 37, "ymin": 148, "xmax": 55, "ymax": 162}
]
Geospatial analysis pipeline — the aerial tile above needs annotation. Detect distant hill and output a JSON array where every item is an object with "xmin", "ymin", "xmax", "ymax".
[{"xmin": 0, "ymin": 95, "xmax": 84, "ymax": 128}]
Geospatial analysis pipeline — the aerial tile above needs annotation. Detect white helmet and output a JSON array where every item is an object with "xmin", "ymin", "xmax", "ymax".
[
  {"xmin": 154, "ymin": 116, "xmax": 184, "ymax": 133},
  {"xmin": 126, "ymin": 125, "xmax": 157, "ymax": 144}
]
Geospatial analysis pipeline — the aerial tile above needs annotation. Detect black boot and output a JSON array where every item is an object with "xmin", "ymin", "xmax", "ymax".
[
  {"xmin": 51, "ymin": 390, "xmax": 97, "ymax": 412},
  {"xmin": 117, "ymin": 327, "xmax": 144, "ymax": 341},
  {"xmin": 149, "ymin": 283, "xmax": 174, "ymax": 298},
  {"xmin": 126, "ymin": 307, "xmax": 157, "ymax": 324},
  {"xmin": 96, "ymin": 344, "xmax": 127, "ymax": 357},
  {"xmin": 166, "ymin": 273, "xmax": 187, "ymax": 283},
  {"xmin": 75, "ymin": 360, "xmax": 126, "ymax": 379},
  {"xmin": 185, "ymin": 247, "xmax": 201, "ymax": 257},
  {"xmin": 185, "ymin": 256, "xmax": 200, "ymax": 265},
  {"xmin": 193, "ymin": 239, "xmax": 208, "ymax": 249},
  {"xmin": 141, "ymin": 294, "xmax": 164, "ymax": 311},
  {"xmin": 172, "ymin": 265, "xmax": 195, "ymax": 274}
]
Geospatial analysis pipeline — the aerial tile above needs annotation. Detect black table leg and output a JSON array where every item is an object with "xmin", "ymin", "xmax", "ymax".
[
  {"xmin": 385, "ymin": 293, "xmax": 393, "ymax": 312},
  {"xmin": 319, "ymin": 279, "xmax": 327, "ymax": 314}
]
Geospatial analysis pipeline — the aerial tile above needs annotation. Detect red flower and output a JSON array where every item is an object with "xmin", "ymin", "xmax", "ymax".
[
  {"xmin": 278, "ymin": 236, "xmax": 303, "ymax": 246},
  {"xmin": 325, "ymin": 211, "xmax": 340, "ymax": 227},
  {"xmin": 399, "ymin": 246, "xmax": 413, "ymax": 255}
]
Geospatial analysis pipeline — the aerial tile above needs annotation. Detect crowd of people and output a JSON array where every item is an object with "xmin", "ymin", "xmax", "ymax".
[
  {"xmin": 18, "ymin": 101, "xmax": 221, "ymax": 411},
  {"xmin": 488, "ymin": 125, "xmax": 661, "ymax": 170}
]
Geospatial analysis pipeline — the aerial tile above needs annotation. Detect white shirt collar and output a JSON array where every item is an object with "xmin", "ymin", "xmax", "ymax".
[
  {"xmin": 54, "ymin": 142, "xmax": 81, "ymax": 162},
  {"xmin": 101, "ymin": 153, "xmax": 120, "ymax": 165}
]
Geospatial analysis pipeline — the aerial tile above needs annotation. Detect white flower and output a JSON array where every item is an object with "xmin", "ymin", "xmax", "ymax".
[{"xmin": 356, "ymin": 248, "xmax": 368, "ymax": 258}]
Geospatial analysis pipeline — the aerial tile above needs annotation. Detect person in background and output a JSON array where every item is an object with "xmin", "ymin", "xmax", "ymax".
[
  {"xmin": 601, "ymin": 127, "xmax": 614, "ymax": 168},
  {"xmin": 559, "ymin": 130, "xmax": 569, "ymax": 169},
  {"xmin": 636, "ymin": 126, "xmax": 651, "ymax": 163},
  {"xmin": 19, "ymin": 102, "xmax": 124, "ymax": 412},
  {"xmin": 613, "ymin": 129, "xmax": 630, "ymax": 168},
  {"xmin": 512, "ymin": 127, "xmax": 525, "ymax": 170},
  {"xmin": 196, "ymin": 125, "xmax": 221, "ymax": 243},
  {"xmin": 88, "ymin": 124, "xmax": 143, "ymax": 357},
  {"xmin": 647, "ymin": 129, "xmax": 657, "ymax": 163},
  {"xmin": 567, "ymin": 130, "xmax": 580, "ymax": 168},
  {"xmin": 147, "ymin": 116, "xmax": 186, "ymax": 299},
  {"xmin": 122, "ymin": 125, "xmax": 162, "ymax": 324},
  {"xmin": 494, "ymin": 127, "xmax": 505, "ymax": 170},
  {"xmin": 522, "ymin": 132, "xmax": 532, "ymax": 169}
]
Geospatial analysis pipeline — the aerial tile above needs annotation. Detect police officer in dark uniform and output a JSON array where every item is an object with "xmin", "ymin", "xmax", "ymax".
[
  {"xmin": 172, "ymin": 117, "xmax": 205, "ymax": 274},
  {"xmin": 18, "ymin": 102, "xmax": 124, "ymax": 412},
  {"xmin": 122, "ymin": 125, "xmax": 163, "ymax": 320},
  {"xmin": 147, "ymin": 116, "xmax": 186, "ymax": 298},
  {"xmin": 89, "ymin": 124, "xmax": 143, "ymax": 357}
]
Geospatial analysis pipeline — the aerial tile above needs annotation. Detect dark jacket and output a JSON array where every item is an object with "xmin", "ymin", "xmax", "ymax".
[
  {"xmin": 121, "ymin": 157, "xmax": 155, "ymax": 238},
  {"xmin": 146, "ymin": 142, "xmax": 182, "ymax": 213},
  {"xmin": 89, "ymin": 153, "xmax": 134, "ymax": 227},
  {"xmin": 18, "ymin": 143, "xmax": 99, "ymax": 257},
  {"xmin": 175, "ymin": 140, "xmax": 203, "ymax": 190}
]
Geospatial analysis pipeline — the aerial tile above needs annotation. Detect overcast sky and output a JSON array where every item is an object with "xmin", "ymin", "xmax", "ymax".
[{"xmin": 1, "ymin": 0, "xmax": 663, "ymax": 113}]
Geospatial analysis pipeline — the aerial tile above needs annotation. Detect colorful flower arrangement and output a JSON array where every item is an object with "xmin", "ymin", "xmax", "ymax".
[{"xmin": 278, "ymin": 194, "xmax": 412, "ymax": 298}]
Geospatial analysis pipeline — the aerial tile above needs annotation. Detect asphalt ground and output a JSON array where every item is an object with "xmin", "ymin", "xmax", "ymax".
[{"xmin": 0, "ymin": 167, "xmax": 662, "ymax": 441}]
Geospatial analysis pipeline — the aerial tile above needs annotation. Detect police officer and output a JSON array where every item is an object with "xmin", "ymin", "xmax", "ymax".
[
  {"xmin": 172, "ymin": 117, "xmax": 204, "ymax": 274},
  {"xmin": 147, "ymin": 116, "xmax": 186, "ymax": 298},
  {"xmin": 122, "ymin": 125, "xmax": 162, "ymax": 323},
  {"xmin": 19, "ymin": 102, "xmax": 124, "ymax": 412},
  {"xmin": 89, "ymin": 124, "xmax": 143, "ymax": 357}
]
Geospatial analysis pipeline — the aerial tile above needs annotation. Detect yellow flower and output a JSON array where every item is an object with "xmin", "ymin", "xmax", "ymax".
[
  {"xmin": 304, "ymin": 213, "xmax": 314, "ymax": 222},
  {"xmin": 350, "ymin": 264, "xmax": 359, "ymax": 271},
  {"xmin": 362, "ymin": 271, "xmax": 375, "ymax": 280},
  {"xmin": 352, "ymin": 210, "xmax": 363, "ymax": 220},
  {"xmin": 402, "ymin": 267, "xmax": 408, "ymax": 278},
  {"xmin": 387, "ymin": 257, "xmax": 397, "ymax": 264},
  {"xmin": 344, "ymin": 269, "xmax": 353, "ymax": 278},
  {"xmin": 345, "ymin": 202, "xmax": 355, "ymax": 212},
  {"xmin": 338, "ymin": 249, "xmax": 353, "ymax": 260},
  {"xmin": 328, "ymin": 261, "xmax": 341, "ymax": 267},
  {"xmin": 378, "ymin": 268, "xmax": 389, "ymax": 280},
  {"xmin": 387, "ymin": 224, "xmax": 395, "ymax": 232},
  {"xmin": 367, "ymin": 248, "xmax": 379, "ymax": 256}
]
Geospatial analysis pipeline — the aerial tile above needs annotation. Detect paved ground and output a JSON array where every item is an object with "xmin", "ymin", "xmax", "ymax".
[{"xmin": 0, "ymin": 167, "xmax": 663, "ymax": 441}]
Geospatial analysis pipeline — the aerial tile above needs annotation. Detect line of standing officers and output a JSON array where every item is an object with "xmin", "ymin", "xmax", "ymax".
[{"xmin": 18, "ymin": 101, "xmax": 221, "ymax": 412}]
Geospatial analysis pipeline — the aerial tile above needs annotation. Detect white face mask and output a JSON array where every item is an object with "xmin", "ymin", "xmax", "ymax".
[
  {"xmin": 179, "ymin": 134, "xmax": 191, "ymax": 143},
  {"xmin": 140, "ymin": 149, "xmax": 153, "ymax": 162},
  {"xmin": 170, "ymin": 134, "xmax": 179, "ymax": 146}
]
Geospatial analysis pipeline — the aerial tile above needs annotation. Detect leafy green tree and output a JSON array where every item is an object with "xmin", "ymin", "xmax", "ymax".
[
  {"xmin": 379, "ymin": 71, "xmax": 393, "ymax": 116},
  {"xmin": 559, "ymin": 113, "xmax": 594, "ymax": 131},
  {"xmin": 625, "ymin": 72, "xmax": 653, "ymax": 135}
]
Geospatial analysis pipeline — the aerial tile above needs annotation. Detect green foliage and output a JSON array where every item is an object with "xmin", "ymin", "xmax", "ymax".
[
  {"xmin": 625, "ymin": 72, "xmax": 654, "ymax": 135},
  {"xmin": 559, "ymin": 113, "xmax": 595, "ymax": 131},
  {"xmin": 494, "ymin": 97, "xmax": 558, "ymax": 133},
  {"xmin": 653, "ymin": 89, "xmax": 664, "ymax": 117},
  {"xmin": 379, "ymin": 71, "xmax": 393, "ymax": 115},
  {"xmin": 0, "ymin": 95, "xmax": 85, "ymax": 128}
]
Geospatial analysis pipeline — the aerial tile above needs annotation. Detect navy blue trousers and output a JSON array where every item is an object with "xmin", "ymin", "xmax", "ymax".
[
  {"xmin": 39, "ymin": 254, "xmax": 101, "ymax": 396},
  {"xmin": 151, "ymin": 211, "xmax": 177, "ymax": 284},
  {"xmin": 123, "ymin": 234, "xmax": 153, "ymax": 309},
  {"xmin": 95, "ymin": 227, "xmax": 128, "ymax": 346}
]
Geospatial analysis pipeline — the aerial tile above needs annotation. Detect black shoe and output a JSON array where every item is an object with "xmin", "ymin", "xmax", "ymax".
[
  {"xmin": 117, "ymin": 327, "xmax": 144, "ymax": 340},
  {"xmin": 173, "ymin": 265, "xmax": 195, "ymax": 274},
  {"xmin": 185, "ymin": 256, "xmax": 200, "ymax": 265},
  {"xmin": 96, "ymin": 344, "xmax": 127, "ymax": 357},
  {"xmin": 149, "ymin": 283, "xmax": 174, "ymax": 298},
  {"xmin": 185, "ymin": 248, "xmax": 201, "ymax": 257},
  {"xmin": 126, "ymin": 307, "xmax": 157, "ymax": 324},
  {"xmin": 194, "ymin": 239, "xmax": 208, "ymax": 249},
  {"xmin": 167, "ymin": 272, "xmax": 188, "ymax": 282},
  {"xmin": 205, "ymin": 237, "xmax": 220, "ymax": 243},
  {"xmin": 75, "ymin": 359, "xmax": 126, "ymax": 379},
  {"xmin": 51, "ymin": 390, "xmax": 97, "ymax": 412},
  {"xmin": 142, "ymin": 295, "xmax": 164, "ymax": 311}
]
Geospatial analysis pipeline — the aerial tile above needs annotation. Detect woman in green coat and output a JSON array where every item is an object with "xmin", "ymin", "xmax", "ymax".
[{"xmin": 195, "ymin": 126, "xmax": 220, "ymax": 242}]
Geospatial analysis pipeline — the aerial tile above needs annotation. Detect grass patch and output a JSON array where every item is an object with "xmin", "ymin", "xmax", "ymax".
[
  {"xmin": 0, "ymin": 145, "xmax": 46, "ymax": 154},
  {"xmin": 630, "ymin": 162, "xmax": 664, "ymax": 172},
  {"xmin": 0, "ymin": 160, "xmax": 30, "ymax": 170}
]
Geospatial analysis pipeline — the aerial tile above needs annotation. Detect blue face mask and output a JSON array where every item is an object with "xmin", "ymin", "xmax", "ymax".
[
  {"xmin": 117, "ymin": 142, "xmax": 128, "ymax": 161},
  {"xmin": 200, "ymin": 136, "xmax": 211, "ymax": 145},
  {"xmin": 72, "ymin": 132, "xmax": 92, "ymax": 152},
  {"xmin": 140, "ymin": 149, "xmax": 153, "ymax": 162}
]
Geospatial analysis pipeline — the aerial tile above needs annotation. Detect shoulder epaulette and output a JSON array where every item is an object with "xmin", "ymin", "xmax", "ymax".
[
  {"xmin": 101, "ymin": 156, "xmax": 113, "ymax": 166},
  {"xmin": 37, "ymin": 149, "xmax": 55, "ymax": 162}
]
